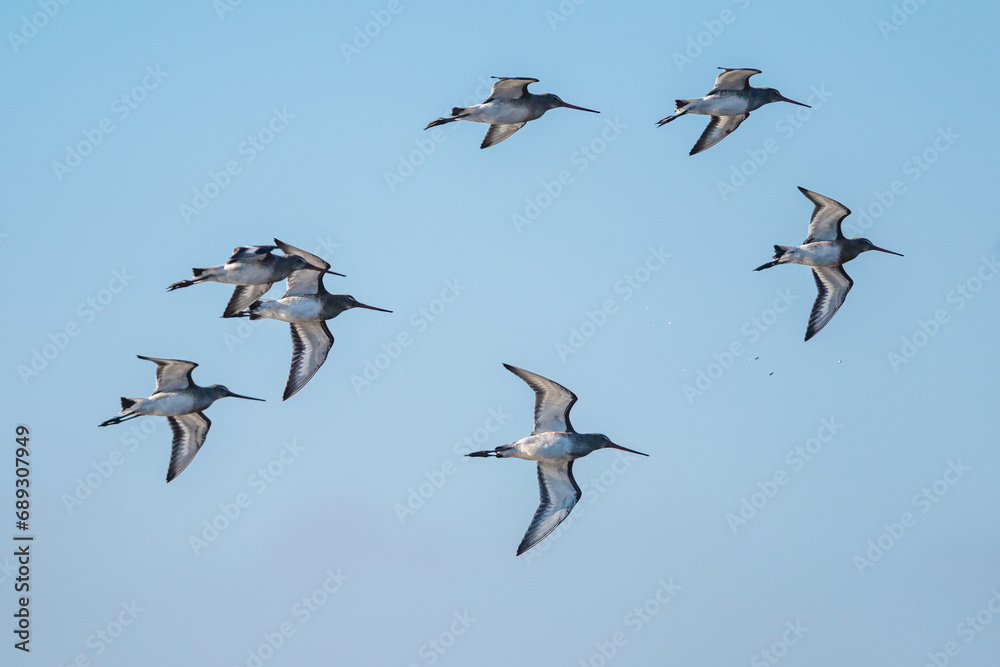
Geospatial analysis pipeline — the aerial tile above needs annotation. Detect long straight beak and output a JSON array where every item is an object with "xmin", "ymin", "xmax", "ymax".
[
  {"xmin": 227, "ymin": 392, "xmax": 265, "ymax": 401},
  {"xmin": 872, "ymin": 245, "xmax": 904, "ymax": 257},
  {"xmin": 608, "ymin": 442, "xmax": 649, "ymax": 457},
  {"xmin": 356, "ymin": 301, "xmax": 393, "ymax": 313},
  {"xmin": 780, "ymin": 96, "xmax": 811, "ymax": 108},
  {"xmin": 307, "ymin": 263, "xmax": 346, "ymax": 277},
  {"xmin": 560, "ymin": 102, "xmax": 600, "ymax": 113}
]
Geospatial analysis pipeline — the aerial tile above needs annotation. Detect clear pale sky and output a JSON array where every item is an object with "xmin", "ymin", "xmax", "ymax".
[{"xmin": 3, "ymin": 1, "xmax": 999, "ymax": 665}]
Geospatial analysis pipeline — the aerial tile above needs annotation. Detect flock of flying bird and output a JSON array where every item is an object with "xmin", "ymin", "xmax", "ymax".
[{"xmin": 98, "ymin": 68, "xmax": 903, "ymax": 554}]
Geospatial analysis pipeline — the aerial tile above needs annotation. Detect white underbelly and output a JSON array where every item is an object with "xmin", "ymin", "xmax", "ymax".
[
  {"xmin": 515, "ymin": 433, "xmax": 577, "ymax": 462},
  {"xmin": 793, "ymin": 242, "xmax": 842, "ymax": 267},
  {"xmin": 258, "ymin": 296, "xmax": 323, "ymax": 322},
  {"xmin": 216, "ymin": 264, "xmax": 274, "ymax": 285},
  {"xmin": 467, "ymin": 102, "xmax": 537, "ymax": 125},
  {"xmin": 142, "ymin": 392, "xmax": 198, "ymax": 416},
  {"xmin": 688, "ymin": 95, "xmax": 749, "ymax": 116}
]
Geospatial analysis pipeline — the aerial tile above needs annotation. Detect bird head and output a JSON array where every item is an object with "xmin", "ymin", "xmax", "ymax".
[
  {"xmin": 856, "ymin": 238, "xmax": 904, "ymax": 257},
  {"xmin": 288, "ymin": 255, "xmax": 345, "ymax": 277},
  {"xmin": 594, "ymin": 434, "xmax": 648, "ymax": 457},
  {"xmin": 334, "ymin": 295, "xmax": 393, "ymax": 314},
  {"xmin": 762, "ymin": 88, "xmax": 810, "ymax": 108},
  {"xmin": 210, "ymin": 385, "xmax": 265, "ymax": 402},
  {"xmin": 542, "ymin": 93, "xmax": 600, "ymax": 114}
]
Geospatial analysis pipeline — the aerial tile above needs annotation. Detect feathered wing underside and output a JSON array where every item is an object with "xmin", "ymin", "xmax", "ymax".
[
  {"xmin": 274, "ymin": 239, "xmax": 331, "ymax": 297},
  {"xmin": 516, "ymin": 461, "xmax": 582, "ymax": 556},
  {"xmin": 283, "ymin": 321, "xmax": 334, "ymax": 400},
  {"xmin": 138, "ymin": 356, "xmax": 197, "ymax": 393},
  {"xmin": 282, "ymin": 269, "xmax": 327, "ymax": 298},
  {"xmin": 708, "ymin": 67, "xmax": 761, "ymax": 93},
  {"xmin": 228, "ymin": 245, "xmax": 277, "ymax": 262},
  {"xmin": 223, "ymin": 283, "xmax": 271, "ymax": 318},
  {"xmin": 481, "ymin": 122, "xmax": 527, "ymax": 149},
  {"xmin": 690, "ymin": 113, "xmax": 748, "ymax": 155},
  {"xmin": 806, "ymin": 266, "xmax": 854, "ymax": 341},
  {"xmin": 503, "ymin": 364, "xmax": 577, "ymax": 434},
  {"xmin": 800, "ymin": 187, "xmax": 851, "ymax": 243},
  {"xmin": 166, "ymin": 412, "xmax": 211, "ymax": 482},
  {"xmin": 484, "ymin": 77, "xmax": 538, "ymax": 102}
]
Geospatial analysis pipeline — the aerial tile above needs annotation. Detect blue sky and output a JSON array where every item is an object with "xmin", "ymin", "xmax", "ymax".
[{"xmin": 3, "ymin": 1, "xmax": 999, "ymax": 665}]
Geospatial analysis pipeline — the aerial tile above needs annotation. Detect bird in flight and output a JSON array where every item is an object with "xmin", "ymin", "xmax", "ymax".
[
  {"xmin": 754, "ymin": 187, "xmax": 903, "ymax": 340},
  {"xmin": 468, "ymin": 364, "xmax": 647, "ymax": 556},
  {"xmin": 425, "ymin": 77, "xmax": 599, "ymax": 149},
  {"xmin": 99, "ymin": 356, "xmax": 264, "ymax": 482},
  {"xmin": 657, "ymin": 67, "xmax": 809, "ymax": 155}
]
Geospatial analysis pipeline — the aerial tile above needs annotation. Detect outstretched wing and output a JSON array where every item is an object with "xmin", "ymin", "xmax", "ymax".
[
  {"xmin": 138, "ymin": 356, "xmax": 198, "ymax": 393},
  {"xmin": 223, "ymin": 283, "xmax": 272, "ymax": 318},
  {"xmin": 484, "ymin": 77, "xmax": 538, "ymax": 102},
  {"xmin": 690, "ymin": 113, "xmax": 748, "ymax": 155},
  {"xmin": 516, "ymin": 461, "xmax": 582, "ymax": 556},
  {"xmin": 166, "ymin": 412, "xmax": 211, "ymax": 482},
  {"xmin": 708, "ymin": 67, "xmax": 761, "ymax": 93},
  {"xmin": 283, "ymin": 321, "xmax": 334, "ymax": 400},
  {"xmin": 806, "ymin": 266, "xmax": 853, "ymax": 341},
  {"xmin": 228, "ymin": 245, "xmax": 277, "ymax": 263},
  {"xmin": 274, "ymin": 239, "xmax": 331, "ymax": 297},
  {"xmin": 800, "ymin": 187, "xmax": 850, "ymax": 243},
  {"xmin": 503, "ymin": 364, "xmax": 577, "ymax": 434},
  {"xmin": 481, "ymin": 122, "xmax": 527, "ymax": 149}
]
